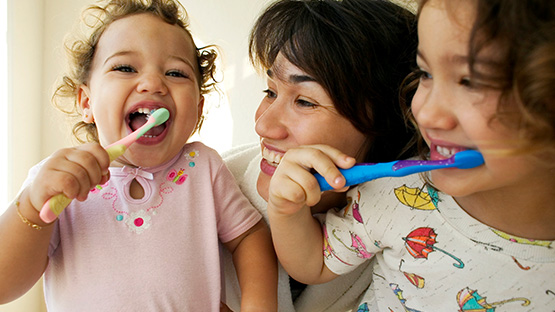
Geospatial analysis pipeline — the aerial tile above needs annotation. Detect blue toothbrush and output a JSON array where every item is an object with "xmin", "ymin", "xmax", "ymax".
[{"xmin": 315, "ymin": 150, "xmax": 484, "ymax": 191}]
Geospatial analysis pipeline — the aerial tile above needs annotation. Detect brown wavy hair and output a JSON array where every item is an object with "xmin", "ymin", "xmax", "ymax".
[
  {"xmin": 53, "ymin": 0, "xmax": 218, "ymax": 143},
  {"xmin": 403, "ymin": 0, "xmax": 555, "ymax": 159}
]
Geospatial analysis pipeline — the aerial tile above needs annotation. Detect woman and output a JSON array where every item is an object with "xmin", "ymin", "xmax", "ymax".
[{"xmin": 223, "ymin": 0, "xmax": 417, "ymax": 310}]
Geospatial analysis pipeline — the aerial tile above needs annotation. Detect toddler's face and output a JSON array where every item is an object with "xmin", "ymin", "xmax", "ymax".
[
  {"xmin": 412, "ymin": 0, "xmax": 551, "ymax": 198},
  {"xmin": 79, "ymin": 13, "xmax": 203, "ymax": 168}
]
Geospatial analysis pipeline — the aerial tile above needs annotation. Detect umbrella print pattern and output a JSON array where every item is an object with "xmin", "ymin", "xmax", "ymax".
[
  {"xmin": 394, "ymin": 185, "xmax": 438, "ymax": 211},
  {"xmin": 456, "ymin": 287, "xmax": 530, "ymax": 311},
  {"xmin": 344, "ymin": 190, "xmax": 363, "ymax": 223},
  {"xmin": 390, "ymin": 283, "xmax": 423, "ymax": 312},
  {"xmin": 403, "ymin": 227, "xmax": 464, "ymax": 268},
  {"xmin": 399, "ymin": 259, "xmax": 425, "ymax": 288},
  {"xmin": 331, "ymin": 229, "xmax": 373, "ymax": 259}
]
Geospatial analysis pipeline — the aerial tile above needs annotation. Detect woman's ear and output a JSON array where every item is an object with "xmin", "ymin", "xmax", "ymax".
[{"xmin": 78, "ymin": 85, "xmax": 94, "ymax": 124}]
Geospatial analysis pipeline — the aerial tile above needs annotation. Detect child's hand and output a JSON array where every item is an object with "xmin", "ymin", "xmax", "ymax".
[
  {"xmin": 268, "ymin": 144, "xmax": 355, "ymax": 215},
  {"xmin": 28, "ymin": 143, "xmax": 111, "ymax": 213}
]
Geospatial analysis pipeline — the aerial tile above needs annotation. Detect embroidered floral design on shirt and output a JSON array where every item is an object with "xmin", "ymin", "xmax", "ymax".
[
  {"xmin": 93, "ymin": 180, "xmax": 174, "ymax": 234},
  {"xmin": 90, "ymin": 181, "xmax": 110, "ymax": 194},
  {"xmin": 184, "ymin": 149, "xmax": 199, "ymax": 168},
  {"xmin": 126, "ymin": 209, "xmax": 151, "ymax": 234}
]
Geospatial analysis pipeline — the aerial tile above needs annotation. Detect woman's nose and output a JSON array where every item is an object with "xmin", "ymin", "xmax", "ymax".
[
  {"xmin": 136, "ymin": 73, "xmax": 168, "ymax": 95},
  {"xmin": 254, "ymin": 100, "xmax": 288, "ymax": 140}
]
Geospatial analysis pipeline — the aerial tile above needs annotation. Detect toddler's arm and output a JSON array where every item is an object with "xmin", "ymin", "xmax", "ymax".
[
  {"xmin": 0, "ymin": 143, "xmax": 110, "ymax": 303},
  {"xmin": 224, "ymin": 220, "xmax": 278, "ymax": 311},
  {"xmin": 267, "ymin": 145, "xmax": 355, "ymax": 285}
]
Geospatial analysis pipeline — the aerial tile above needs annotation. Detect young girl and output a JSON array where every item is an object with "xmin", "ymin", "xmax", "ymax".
[
  {"xmin": 0, "ymin": 0, "xmax": 277, "ymax": 311},
  {"xmin": 266, "ymin": 0, "xmax": 555, "ymax": 311}
]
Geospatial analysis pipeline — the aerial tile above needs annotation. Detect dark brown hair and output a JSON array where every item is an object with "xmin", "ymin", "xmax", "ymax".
[
  {"xmin": 249, "ymin": 0, "xmax": 418, "ymax": 163},
  {"xmin": 54, "ymin": 0, "xmax": 218, "ymax": 143}
]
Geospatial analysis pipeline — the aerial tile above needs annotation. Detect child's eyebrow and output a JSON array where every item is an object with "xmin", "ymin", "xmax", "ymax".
[
  {"xmin": 417, "ymin": 49, "xmax": 469, "ymax": 66},
  {"xmin": 168, "ymin": 55, "xmax": 195, "ymax": 69},
  {"xmin": 103, "ymin": 50, "xmax": 135, "ymax": 65}
]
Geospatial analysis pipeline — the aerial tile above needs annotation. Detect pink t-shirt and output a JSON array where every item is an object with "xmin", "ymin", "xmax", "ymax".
[{"xmin": 24, "ymin": 142, "xmax": 261, "ymax": 311}]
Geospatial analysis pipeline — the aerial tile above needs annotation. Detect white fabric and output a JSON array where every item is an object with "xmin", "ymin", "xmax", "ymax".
[{"xmin": 324, "ymin": 174, "xmax": 555, "ymax": 311}]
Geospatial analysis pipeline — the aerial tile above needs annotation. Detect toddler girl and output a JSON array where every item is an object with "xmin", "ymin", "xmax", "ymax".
[{"xmin": 0, "ymin": 0, "xmax": 277, "ymax": 311}]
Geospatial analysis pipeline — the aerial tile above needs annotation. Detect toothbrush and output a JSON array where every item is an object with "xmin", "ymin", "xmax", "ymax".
[
  {"xmin": 39, "ymin": 108, "xmax": 170, "ymax": 223},
  {"xmin": 315, "ymin": 150, "xmax": 484, "ymax": 191}
]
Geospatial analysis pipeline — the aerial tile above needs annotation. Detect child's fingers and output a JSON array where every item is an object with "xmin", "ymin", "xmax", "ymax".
[
  {"xmin": 36, "ymin": 144, "xmax": 109, "ymax": 204},
  {"xmin": 271, "ymin": 162, "xmax": 322, "ymax": 208},
  {"xmin": 300, "ymin": 144, "xmax": 356, "ymax": 169}
]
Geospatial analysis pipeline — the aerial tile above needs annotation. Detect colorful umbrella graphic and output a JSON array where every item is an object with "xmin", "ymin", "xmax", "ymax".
[
  {"xmin": 394, "ymin": 185, "xmax": 438, "ymax": 211},
  {"xmin": 399, "ymin": 260, "xmax": 425, "ymax": 288},
  {"xmin": 403, "ymin": 227, "xmax": 464, "ymax": 268},
  {"xmin": 457, "ymin": 287, "xmax": 530, "ymax": 311},
  {"xmin": 356, "ymin": 302, "xmax": 369, "ymax": 312},
  {"xmin": 390, "ymin": 283, "xmax": 422, "ymax": 312},
  {"xmin": 351, "ymin": 232, "xmax": 373, "ymax": 259}
]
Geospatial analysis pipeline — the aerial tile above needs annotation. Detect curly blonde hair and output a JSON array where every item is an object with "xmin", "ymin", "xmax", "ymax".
[{"xmin": 54, "ymin": 0, "xmax": 218, "ymax": 143}]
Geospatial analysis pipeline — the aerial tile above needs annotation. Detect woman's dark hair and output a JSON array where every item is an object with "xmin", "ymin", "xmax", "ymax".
[{"xmin": 249, "ymin": 0, "xmax": 418, "ymax": 162}]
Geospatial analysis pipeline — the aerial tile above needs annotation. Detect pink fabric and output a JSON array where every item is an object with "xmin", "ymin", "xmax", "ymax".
[{"xmin": 23, "ymin": 142, "xmax": 261, "ymax": 311}]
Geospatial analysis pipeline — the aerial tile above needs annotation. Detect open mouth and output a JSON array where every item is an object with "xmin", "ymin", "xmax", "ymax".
[
  {"xmin": 262, "ymin": 146, "xmax": 282, "ymax": 167},
  {"xmin": 128, "ymin": 107, "xmax": 167, "ymax": 137}
]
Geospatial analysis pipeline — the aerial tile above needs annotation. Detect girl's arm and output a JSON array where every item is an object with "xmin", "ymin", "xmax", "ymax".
[
  {"xmin": 267, "ymin": 145, "xmax": 355, "ymax": 285},
  {"xmin": 224, "ymin": 220, "xmax": 278, "ymax": 311},
  {"xmin": 0, "ymin": 143, "xmax": 110, "ymax": 303}
]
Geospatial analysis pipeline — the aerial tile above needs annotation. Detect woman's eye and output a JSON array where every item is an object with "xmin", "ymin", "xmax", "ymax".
[
  {"xmin": 167, "ymin": 70, "xmax": 188, "ymax": 78},
  {"xmin": 296, "ymin": 99, "xmax": 317, "ymax": 108},
  {"xmin": 263, "ymin": 89, "xmax": 276, "ymax": 99},
  {"xmin": 112, "ymin": 64, "xmax": 135, "ymax": 73}
]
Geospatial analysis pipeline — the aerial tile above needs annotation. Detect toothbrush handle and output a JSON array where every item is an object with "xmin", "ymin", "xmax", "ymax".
[
  {"xmin": 315, "ymin": 162, "xmax": 396, "ymax": 191},
  {"xmin": 38, "ymin": 145, "xmax": 127, "ymax": 223}
]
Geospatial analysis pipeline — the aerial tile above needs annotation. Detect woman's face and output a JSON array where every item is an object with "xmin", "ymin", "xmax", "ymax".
[{"xmin": 254, "ymin": 53, "xmax": 366, "ymax": 201}]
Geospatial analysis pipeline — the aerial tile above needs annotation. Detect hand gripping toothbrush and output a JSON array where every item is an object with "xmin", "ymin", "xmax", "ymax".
[
  {"xmin": 39, "ymin": 108, "xmax": 170, "ymax": 223},
  {"xmin": 315, "ymin": 150, "xmax": 484, "ymax": 191}
]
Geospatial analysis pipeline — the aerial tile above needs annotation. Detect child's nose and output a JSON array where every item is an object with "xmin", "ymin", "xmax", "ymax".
[
  {"xmin": 254, "ymin": 100, "xmax": 288, "ymax": 140},
  {"xmin": 136, "ymin": 73, "xmax": 168, "ymax": 95},
  {"xmin": 413, "ymin": 87, "xmax": 457, "ymax": 130}
]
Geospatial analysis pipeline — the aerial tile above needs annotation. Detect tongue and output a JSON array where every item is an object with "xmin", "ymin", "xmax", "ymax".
[
  {"xmin": 129, "ymin": 114, "xmax": 165, "ymax": 136},
  {"xmin": 130, "ymin": 115, "xmax": 148, "ymax": 131},
  {"xmin": 144, "ymin": 124, "xmax": 165, "ymax": 136}
]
